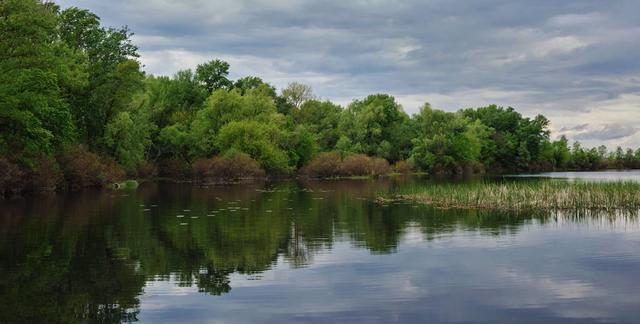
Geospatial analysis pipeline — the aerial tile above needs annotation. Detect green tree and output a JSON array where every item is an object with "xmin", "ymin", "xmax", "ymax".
[
  {"xmin": 196, "ymin": 59, "xmax": 232, "ymax": 93},
  {"xmin": 216, "ymin": 120, "xmax": 291, "ymax": 173},
  {"xmin": 0, "ymin": 0, "xmax": 76, "ymax": 164},
  {"xmin": 297, "ymin": 100, "xmax": 343, "ymax": 151},
  {"xmin": 103, "ymin": 109, "xmax": 156, "ymax": 170},
  {"xmin": 281, "ymin": 82, "xmax": 314, "ymax": 110},
  {"xmin": 233, "ymin": 76, "xmax": 276, "ymax": 97},
  {"xmin": 58, "ymin": 6, "xmax": 140, "ymax": 147},
  {"xmin": 341, "ymin": 94, "xmax": 409, "ymax": 161},
  {"xmin": 189, "ymin": 88, "xmax": 282, "ymax": 157}
]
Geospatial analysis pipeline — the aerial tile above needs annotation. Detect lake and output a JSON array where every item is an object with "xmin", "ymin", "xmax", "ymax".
[{"xmin": 1, "ymin": 174, "xmax": 640, "ymax": 323}]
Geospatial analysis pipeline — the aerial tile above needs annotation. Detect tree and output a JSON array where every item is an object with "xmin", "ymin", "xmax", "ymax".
[
  {"xmin": 341, "ymin": 94, "xmax": 409, "ymax": 161},
  {"xmin": 58, "ymin": 6, "xmax": 140, "ymax": 147},
  {"xmin": 281, "ymin": 82, "xmax": 314, "ymax": 110},
  {"xmin": 409, "ymin": 104, "xmax": 489, "ymax": 173},
  {"xmin": 195, "ymin": 59, "xmax": 232, "ymax": 93},
  {"xmin": 297, "ymin": 100, "xmax": 343, "ymax": 151},
  {"xmin": 189, "ymin": 88, "xmax": 282, "ymax": 157},
  {"xmin": 552, "ymin": 136, "xmax": 571, "ymax": 169},
  {"xmin": 0, "ymin": 0, "xmax": 76, "ymax": 164},
  {"xmin": 233, "ymin": 76, "xmax": 276, "ymax": 97},
  {"xmin": 216, "ymin": 120, "xmax": 291, "ymax": 173},
  {"xmin": 103, "ymin": 109, "xmax": 155, "ymax": 170}
]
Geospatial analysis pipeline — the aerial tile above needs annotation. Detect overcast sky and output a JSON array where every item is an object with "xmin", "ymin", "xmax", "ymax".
[{"xmin": 56, "ymin": 0, "xmax": 640, "ymax": 148}]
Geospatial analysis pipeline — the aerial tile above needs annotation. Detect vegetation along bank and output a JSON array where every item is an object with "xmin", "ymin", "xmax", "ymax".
[{"xmin": 2, "ymin": 0, "xmax": 640, "ymax": 198}]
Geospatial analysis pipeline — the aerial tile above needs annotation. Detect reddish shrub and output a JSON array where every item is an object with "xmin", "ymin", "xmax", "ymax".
[
  {"xmin": 392, "ymin": 160, "xmax": 414, "ymax": 174},
  {"xmin": 300, "ymin": 151, "xmax": 343, "ymax": 178},
  {"xmin": 136, "ymin": 160, "xmax": 158, "ymax": 179},
  {"xmin": 58, "ymin": 146, "xmax": 125, "ymax": 190},
  {"xmin": 369, "ymin": 157, "xmax": 391, "ymax": 176},
  {"xmin": 29, "ymin": 155, "xmax": 63, "ymax": 192},
  {"xmin": 158, "ymin": 158, "xmax": 192, "ymax": 180},
  {"xmin": 0, "ymin": 158, "xmax": 26, "ymax": 197},
  {"xmin": 193, "ymin": 153, "xmax": 264, "ymax": 184},
  {"xmin": 339, "ymin": 154, "xmax": 373, "ymax": 176}
]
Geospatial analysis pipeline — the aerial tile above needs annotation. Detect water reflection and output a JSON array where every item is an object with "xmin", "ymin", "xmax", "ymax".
[{"xmin": 1, "ymin": 178, "xmax": 639, "ymax": 323}]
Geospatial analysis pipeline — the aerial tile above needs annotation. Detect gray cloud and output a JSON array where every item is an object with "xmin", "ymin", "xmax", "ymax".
[
  {"xmin": 573, "ymin": 124, "xmax": 639, "ymax": 141},
  {"xmin": 56, "ymin": 0, "xmax": 640, "ymax": 147},
  {"xmin": 560, "ymin": 124, "xmax": 589, "ymax": 132}
]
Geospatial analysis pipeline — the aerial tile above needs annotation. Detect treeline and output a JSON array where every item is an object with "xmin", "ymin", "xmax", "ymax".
[{"xmin": 1, "ymin": 1, "xmax": 639, "ymax": 196}]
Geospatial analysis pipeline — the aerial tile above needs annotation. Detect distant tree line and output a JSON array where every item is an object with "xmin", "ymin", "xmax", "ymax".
[{"xmin": 1, "ymin": 0, "xmax": 639, "ymax": 196}]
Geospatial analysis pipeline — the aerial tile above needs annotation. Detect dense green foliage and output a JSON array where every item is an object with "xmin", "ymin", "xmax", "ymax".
[{"xmin": 1, "ymin": 1, "xmax": 639, "ymax": 196}]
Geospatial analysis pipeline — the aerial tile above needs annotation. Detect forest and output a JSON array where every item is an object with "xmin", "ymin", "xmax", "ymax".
[{"xmin": 1, "ymin": 0, "xmax": 640, "ymax": 196}]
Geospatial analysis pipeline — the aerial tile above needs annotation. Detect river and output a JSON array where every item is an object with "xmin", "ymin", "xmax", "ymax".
[{"xmin": 1, "ymin": 173, "xmax": 639, "ymax": 323}]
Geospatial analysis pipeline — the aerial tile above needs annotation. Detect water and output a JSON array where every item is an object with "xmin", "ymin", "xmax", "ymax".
[
  {"xmin": 1, "ymin": 175, "xmax": 640, "ymax": 323},
  {"xmin": 510, "ymin": 169, "xmax": 640, "ymax": 182}
]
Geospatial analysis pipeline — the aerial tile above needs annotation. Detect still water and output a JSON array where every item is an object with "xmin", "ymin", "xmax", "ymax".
[{"xmin": 1, "ymin": 176, "xmax": 640, "ymax": 323}]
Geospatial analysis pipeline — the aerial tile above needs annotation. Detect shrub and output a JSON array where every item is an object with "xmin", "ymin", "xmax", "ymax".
[
  {"xmin": 226, "ymin": 153, "xmax": 265, "ymax": 179},
  {"xmin": 158, "ymin": 158, "xmax": 192, "ymax": 180},
  {"xmin": 29, "ymin": 155, "xmax": 63, "ymax": 192},
  {"xmin": 192, "ymin": 153, "xmax": 264, "ymax": 184},
  {"xmin": 0, "ymin": 158, "xmax": 26, "ymax": 197},
  {"xmin": 136, "ymin": 160, "xmax": 158, "ymax": 179},
  {"xmin": 392, "ymin": 160, "xmax": 414, "ymax": 174},
  {"xmin": 300, "ymin": 151, "xmax": 343, "ymax": 178},
  {"xmin": 369, "ymin": 157, "xmax": 391, "ymax": 176},
  {"xmin": 340, "ymin": 154, "xmax": 373, "ymax": 176},
  {"xmin": 302, "ymin": 153, "xmax": 392, "ymax": 178},
  {"xmin": 59, "ymin": 146, "xmax": 125, "ymax": 190}
]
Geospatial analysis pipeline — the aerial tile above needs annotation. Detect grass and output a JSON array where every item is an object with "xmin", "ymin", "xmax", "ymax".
[{"xmin": 377, "ymin": 180, "xmax": 640, "ymax": 212}]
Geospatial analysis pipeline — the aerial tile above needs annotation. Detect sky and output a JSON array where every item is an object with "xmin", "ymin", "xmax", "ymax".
[{"xmin": 56, "ymin": 0, "xmax": 640, "ymax": 149}]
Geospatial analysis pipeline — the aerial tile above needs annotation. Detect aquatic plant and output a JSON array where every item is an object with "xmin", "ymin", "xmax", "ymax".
[{"xmin": 378, "ymin": 180, "xmax": 640, "ymax": 211}]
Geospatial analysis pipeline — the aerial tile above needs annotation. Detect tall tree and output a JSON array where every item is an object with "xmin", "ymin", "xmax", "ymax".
[
  {"xmin": 281, "ymin": 82, "xmax": 314, "ymax": 110},
  {"xmin": 195, "ymin": 59, "xmax": 232, "ymax": 93},
  {"xmin": 0, "ymin": 0, "xmax": 76, "ymax": 164}
]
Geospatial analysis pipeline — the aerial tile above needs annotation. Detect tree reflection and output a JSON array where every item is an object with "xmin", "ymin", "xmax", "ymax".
[{"xmin": 0, "ymin": 178, "xmax": 601, "ymax": 323}]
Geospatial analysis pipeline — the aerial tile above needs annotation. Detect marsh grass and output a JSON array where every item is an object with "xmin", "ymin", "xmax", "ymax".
[{"xmin": 378, "ymin": 180, "xmax": 640, "ymax": 212}]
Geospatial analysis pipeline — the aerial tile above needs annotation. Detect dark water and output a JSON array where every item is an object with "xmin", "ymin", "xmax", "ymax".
[{"xmin": 1, "ymin": 177, "xmax": 640, "ymax": 323}]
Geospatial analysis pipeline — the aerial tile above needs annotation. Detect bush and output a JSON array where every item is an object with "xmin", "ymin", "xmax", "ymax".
[
  {"xmin": 158, "ymin": 158, "xmax": 192, "ymax": 180},
  {"xmin": 29, "ymin": 155, "xmax": 63, "ymax": 192},
  {"xmin": 339, "ymin": 154, "xmax": 371, "ymax": 176},
  {"xmin": 369, "ymin": 157, "xmax": 391, "ymax": 176},
  {"xmin": 301, "ymin": 152, "xmax": 392, "ymax": 178},
  {"xmin": 0, "ymin": 158, "xmax": 25, "ymax": 197},
  {"xmin": 59, "ymin": 146, "xmax": 125, "ymax": 190},
  {"xmin": 300, "ymin": 151, "xmax": 342, "ymax": 178},
  {"xmin": 192, "ymin": 153, "xmax": 264, "ymax": 184},
  {"xmin": 136, "ymin": 160, "xmax": 158, "ymax": 179},
  {"xmin": 392, "ymin": 160, "xmax": 414, "ymax": 174}
]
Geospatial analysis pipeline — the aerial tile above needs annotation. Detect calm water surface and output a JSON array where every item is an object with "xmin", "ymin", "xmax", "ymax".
[
  {"xmin": 512, "ymin": 169, "xmax": 640, "ymax": 181},
  {"xmin": 1, "ymin": 175, "xmax": 640, "ymax": 323}
]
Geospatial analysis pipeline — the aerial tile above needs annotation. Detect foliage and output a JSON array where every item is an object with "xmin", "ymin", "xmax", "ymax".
[
  {"xmin": 196, "ymin": 59, "xmax": 232, "ymax": 93},
  {"xmin": 1, "ymin": 1, "xmax": 639, "ymax": 196},
  {"xmin": 281, "ymin": 82, "xmax": 314, "ymax": 110},
  {"xmin": 58, "ymin": 146, "xmax": 124, "ymax": 190},
  {"xmin": 192, "ymin": 153, "xmax": 265, "ymax": 183},
  {"xmin": 301, "ymin": 151, "xmax": 343, "ymax": 178},
  {"xmin": 216, "ymin": 121, "xmax": 291, "ymax": 173},
  {"xmin": 301, "ymin": 152, "xmax": 391, "ymax": 178}
]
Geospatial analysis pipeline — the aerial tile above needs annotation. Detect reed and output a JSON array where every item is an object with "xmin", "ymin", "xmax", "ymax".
[{"xmin": 377, "ymin": 180, "xmax": 640, "ymax": 211}]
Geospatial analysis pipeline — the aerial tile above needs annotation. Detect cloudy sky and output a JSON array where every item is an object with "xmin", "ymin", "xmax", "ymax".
[{"xmin": 57, "ymin": 0, "xmax": 640, "ymax": 148}]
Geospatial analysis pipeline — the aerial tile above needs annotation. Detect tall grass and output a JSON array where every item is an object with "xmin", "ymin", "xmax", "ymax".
[{"xmin": 378, "ymin": 180, "xmax": 640, "ymax": 211}]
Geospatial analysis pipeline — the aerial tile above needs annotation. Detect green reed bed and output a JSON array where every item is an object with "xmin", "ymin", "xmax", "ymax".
[{"xmin": 377, "ymin": 180, "xmax": 640, "ymax": 211}]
